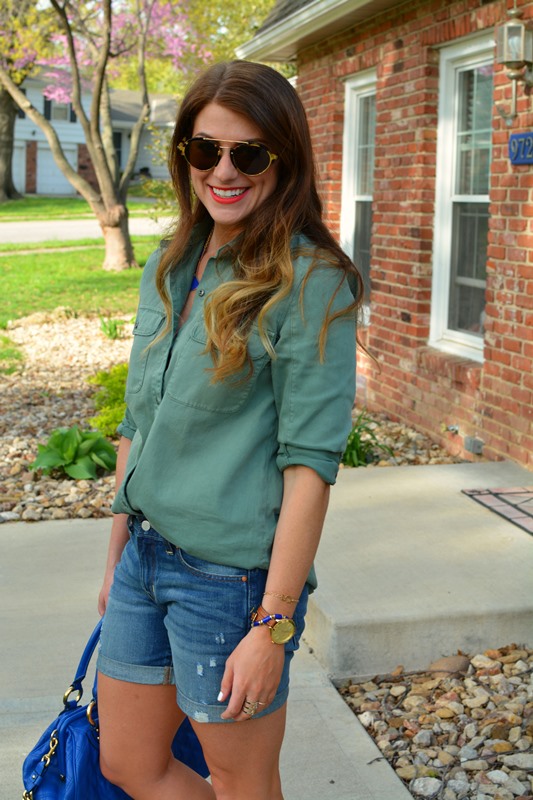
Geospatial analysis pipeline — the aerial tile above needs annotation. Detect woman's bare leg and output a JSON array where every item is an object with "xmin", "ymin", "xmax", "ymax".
[
  {"xmin": 98, "ymin": 674, "xmax": 215, "ymax": 800},
  {"xmin": 192, "ymin": 705, "xmax": 287, "ymax": 800}
]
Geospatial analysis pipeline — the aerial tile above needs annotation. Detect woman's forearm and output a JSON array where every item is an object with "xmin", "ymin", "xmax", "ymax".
[
  {"xmin": 98, "ymin": 436, "xmax": 132, "ymax": 614},
  {"xmin": 106, "ymin": 435, "xmax": 132, "ymax": 564},
  {"xmin": 219, "ymin": 465, "xmax": 331, "ymax": 718},
  {"xmin": 262, "ymin": 464, "xmax": 330, "ymax": 617}
]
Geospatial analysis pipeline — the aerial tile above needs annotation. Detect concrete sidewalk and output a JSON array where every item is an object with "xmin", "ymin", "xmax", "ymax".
[
  {"xmin": 2, "ymin": 459, "xmax": 532, "ymax": 799},
  {"xmin": 308, "ymin": 459, "xmax": 533, "ymax": 681},
  {"xmin": 0, "ymin": 519, "xmax": 410, "ymax": 800}
]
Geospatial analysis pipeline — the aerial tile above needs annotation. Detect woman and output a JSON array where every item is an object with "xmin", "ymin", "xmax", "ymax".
[{"xmin": 97, "ymin": 60, "xmax": 362, "ymax": 800}]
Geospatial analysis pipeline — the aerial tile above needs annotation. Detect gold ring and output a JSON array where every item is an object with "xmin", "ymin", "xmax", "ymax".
[{"xmin": 242, "ymin": 699, "xmax": 260, "ymax": 716}]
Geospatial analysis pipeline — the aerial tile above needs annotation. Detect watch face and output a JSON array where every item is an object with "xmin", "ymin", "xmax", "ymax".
[{"xmin": 271, "ymin": 618, "xmax": 296, "ymax": 644}]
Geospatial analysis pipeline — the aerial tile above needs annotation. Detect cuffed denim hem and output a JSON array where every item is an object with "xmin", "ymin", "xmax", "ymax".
[
  {"xmin": 178, "ymin": 684, "xmax": 290, "ymax": 724},
  {"xmin": 97, "ymin": 653, "xmax": 175, "ymax": 686}
]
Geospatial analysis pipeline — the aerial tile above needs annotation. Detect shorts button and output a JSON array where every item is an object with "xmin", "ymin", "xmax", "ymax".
[{"xmin": 141, "ymin": 519, "xmax": 151, "ymax": 531}]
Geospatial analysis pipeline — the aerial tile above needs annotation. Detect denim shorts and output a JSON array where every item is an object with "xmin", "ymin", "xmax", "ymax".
[{"xmin": 97, "ymin": 515, "xmax": 308, "ymax": 723}]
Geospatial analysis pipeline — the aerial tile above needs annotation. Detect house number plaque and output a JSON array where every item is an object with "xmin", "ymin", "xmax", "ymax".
[{"xmin": 509, "ymin": 132, "xmax": 533, "ymax": 164}]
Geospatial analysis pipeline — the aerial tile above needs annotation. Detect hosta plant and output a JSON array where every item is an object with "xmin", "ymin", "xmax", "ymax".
[{"xmin": 31, "ymin": 425, "xmax": 117, "ymax": 479}]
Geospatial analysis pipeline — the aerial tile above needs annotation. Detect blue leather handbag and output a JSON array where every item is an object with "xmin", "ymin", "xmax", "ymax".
[{"xmin": 22, "ymin": 619, "xmax": 209, "ymax": 799}]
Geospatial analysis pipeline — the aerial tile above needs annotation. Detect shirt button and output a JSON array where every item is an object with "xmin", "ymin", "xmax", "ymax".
[
  {"xmin": 141, "ymin": 519, "xmax": 151, "ymax": 531},
  {"xmin": 198, "ymin": 289, "xmax": 205, "ymax": 297}
]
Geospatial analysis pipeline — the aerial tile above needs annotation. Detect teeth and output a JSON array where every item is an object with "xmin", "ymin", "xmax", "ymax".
[{"xmin": 212, "ymin": 187, "xmax": 247, "ymax": 198}]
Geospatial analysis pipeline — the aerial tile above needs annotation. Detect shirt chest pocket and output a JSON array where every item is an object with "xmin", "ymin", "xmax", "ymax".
[
  {"xmin": 126, "ymin": 307, "xmax": 166, "ymax": 394},
  {"xmin": 165, "ymin": 323, "xmax": 274, "ymax": 414}
]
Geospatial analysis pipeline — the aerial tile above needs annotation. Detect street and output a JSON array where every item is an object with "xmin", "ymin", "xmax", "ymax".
[{"xmin": 0, "ymin": 215, "xmax": 173, "ymax": 244}]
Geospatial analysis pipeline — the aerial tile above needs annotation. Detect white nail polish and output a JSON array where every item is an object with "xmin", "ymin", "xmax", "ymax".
[{"xmin": 217, "ymin": 691, "xmax": 224, "ymax": 702}]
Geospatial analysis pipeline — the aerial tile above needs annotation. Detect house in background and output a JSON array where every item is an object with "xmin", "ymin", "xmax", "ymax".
[
  {"xmin": 239, "ymin": 0, "xmax": 533, "ymax": 470},
  {"xmin": 12, "ymin": 77, "xmax": 175, "ymax": 195}
]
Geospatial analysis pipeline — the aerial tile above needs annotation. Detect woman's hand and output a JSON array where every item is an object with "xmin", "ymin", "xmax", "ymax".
[
  {"xmin": 97, "ymin": 567, "xmax": 116, "ymax": 616},
  {"xmin": 218, "ymin": 626, "xmax": 285, "ymax": 721},
  {"xmin": 97, "ymin": 510, "xmax": 130, "ymax": 616}
]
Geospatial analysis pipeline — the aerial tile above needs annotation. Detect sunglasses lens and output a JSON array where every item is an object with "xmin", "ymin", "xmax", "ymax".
[
  {"xmin": 185, "ymin": 139, "xmax": 219, "ymax": 170},
  {"xmin": 182, "ymin": 139, "xmax": 274, "ymax": 175},
  {"xmin": 233, "ymin": 144, "xmax": 271, "ymax": 175}
]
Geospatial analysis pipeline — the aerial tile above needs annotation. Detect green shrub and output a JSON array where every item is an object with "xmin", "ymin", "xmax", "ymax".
[
  {"xmin": 342, "ymin": 409, "xmax": 394, "ymax": 467},
  {"xmin": 31, "ymin": 425, "xmax": 116, "ymax": 479},
  {"xmin": 88, "ymin": 363, "xmax": 128, "ymax": 438}
]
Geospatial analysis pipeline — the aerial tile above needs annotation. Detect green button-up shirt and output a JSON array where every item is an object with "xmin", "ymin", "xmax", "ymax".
[{"xmin": 112, "ymin": 226, "xmax": 357, "ymax": 585}]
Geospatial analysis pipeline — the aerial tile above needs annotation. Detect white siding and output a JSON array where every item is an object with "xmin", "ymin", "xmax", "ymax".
[{"xmin": 13, "ymin": 78, "xmax": 170, "ymax": 193}]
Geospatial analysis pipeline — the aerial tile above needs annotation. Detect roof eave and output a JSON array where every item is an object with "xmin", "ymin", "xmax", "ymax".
[{"xmin": 236, "ymin": 0, "xmax": 405, "ymax": 61}]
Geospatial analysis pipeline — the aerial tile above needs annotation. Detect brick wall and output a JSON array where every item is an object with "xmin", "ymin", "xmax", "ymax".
[
  {"xmin": 484, "ymin": 36, "xmax": 533, "ymax": 467},
  {"xmin": 296, "ymin": 0, "xmax": 533, "ymax": 469},
  {"xmin": 25, "ymin": 140, "xmax": 36, "ymax": 193}
]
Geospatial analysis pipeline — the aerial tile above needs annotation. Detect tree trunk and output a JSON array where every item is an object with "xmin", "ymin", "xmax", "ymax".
[
  {"xmin": 0, "ymin": 88, "xmax": 23, "ymax": 202},
  {"xmin": 98, "ymin": 204, "xmax": 139, "ymax": 270}
]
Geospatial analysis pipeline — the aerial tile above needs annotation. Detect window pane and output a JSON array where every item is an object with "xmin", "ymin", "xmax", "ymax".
[
  {"xmin": 52, "ymin": 102, "xmax": 69, "ymax": 121},
  {"xmin": 448, "ymin": 62, "xmax": 492, "ymax": 337},
  {"xmin": 354, "ymin": 200, "xmax": 373, "ymax": 302},
  {"xmin": 448, "ymin": 202, "xmax": 488, "ymax": 335},
  {"xmin": 456, "ymin": 65, "xmax": 493, "ymax": 195},
  {"xmin": 356, "ymin": 94, "xmax": 376, "ymax": 195}
]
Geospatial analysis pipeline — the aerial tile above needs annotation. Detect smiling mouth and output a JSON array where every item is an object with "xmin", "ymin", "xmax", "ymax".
[{"xmin": 211, "ymin": 186, "xmax": 248, "ymax": 199}]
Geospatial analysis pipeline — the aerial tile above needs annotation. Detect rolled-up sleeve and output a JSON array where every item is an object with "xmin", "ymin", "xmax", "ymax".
[
  {"xmin": 116, "ymin": 405, "xmax": 137, "ymax": 440},
  {"xmin": 272, "ymin": 264, "xmax": 357, "ymax": 484}
]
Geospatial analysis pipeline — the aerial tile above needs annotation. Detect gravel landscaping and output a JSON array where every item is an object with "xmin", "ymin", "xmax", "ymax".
[
  {"xmin": 0, "ymin": 311, "xmax": 464, "ymax": 525},
  {"xmin": 1, "ymin": 312, "xmax": 132, "ymax": 523},
  {"xmin": 341, "ymin": 648, "xmax": 533, "ymax": 800}
]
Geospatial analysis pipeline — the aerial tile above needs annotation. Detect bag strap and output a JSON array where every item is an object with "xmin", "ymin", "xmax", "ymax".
[
  {"xmin": 23, "ymin": 621, "xmax": 104, "ymax": 799},
  {"xmin": 62, "ymin": 618, "xmax": 103, "ymax": 710}
]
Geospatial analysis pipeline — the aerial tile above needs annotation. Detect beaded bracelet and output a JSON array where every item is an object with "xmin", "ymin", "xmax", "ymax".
[{"xmin": 252, "ymin": 613, "xmax": 291, "ymax": 627}]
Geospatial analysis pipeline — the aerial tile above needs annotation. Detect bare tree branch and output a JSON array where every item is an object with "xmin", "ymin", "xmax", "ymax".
[
  {"xmin": 100, "ymin": 77, "xmax": 118, "ymax": 184},
  {"xmin": 0, "ymin": 66, "xmax": 102, "ymax": 207},
  {"xmin": 119, "ymin": 0, "xmax": 153, "ymax": 197}
]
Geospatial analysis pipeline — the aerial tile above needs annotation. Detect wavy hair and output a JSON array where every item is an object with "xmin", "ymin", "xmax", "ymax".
[{"xmin": 155, "ymin": 60, "xmax": 364, "ymax": 381}]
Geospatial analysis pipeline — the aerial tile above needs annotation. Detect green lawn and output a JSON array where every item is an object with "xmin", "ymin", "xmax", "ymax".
[
  {"xmin": 0, "ymin": 194, "xmax": 158, "ymax": 220},
  {"xmin": 0, "ymin": 239, "xmax": 153, "ymax": 329}
]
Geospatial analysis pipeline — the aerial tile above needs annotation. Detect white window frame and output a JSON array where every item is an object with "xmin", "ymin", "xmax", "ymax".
[
  {"xmin": 341, "ymin": 69, "xmax": 377, "ymax": 315},
  {"xmin": 430, "ymin": 34, "xmax": 495, "ymax": 362}
]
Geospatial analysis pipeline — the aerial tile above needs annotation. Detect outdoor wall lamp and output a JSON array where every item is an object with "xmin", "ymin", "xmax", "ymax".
[{"xmin": 496, "ymin": 4, "xmax": 533, "ymax": 125}]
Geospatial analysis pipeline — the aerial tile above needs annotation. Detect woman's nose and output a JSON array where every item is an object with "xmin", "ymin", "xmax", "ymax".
[{"xmin": 212, "ymin": 147, "xmax": 239, "ymax": 181}]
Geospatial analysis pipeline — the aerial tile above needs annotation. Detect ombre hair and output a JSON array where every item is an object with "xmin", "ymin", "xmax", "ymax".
[{"xmin": 155, "ymin": 60, "xmax": 363, "ymax": 381}]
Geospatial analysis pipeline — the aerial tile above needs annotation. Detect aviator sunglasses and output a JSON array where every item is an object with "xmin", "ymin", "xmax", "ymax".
[{"xmin": 178, "ymin": 136, "xmax": 278, "ymax": 177}]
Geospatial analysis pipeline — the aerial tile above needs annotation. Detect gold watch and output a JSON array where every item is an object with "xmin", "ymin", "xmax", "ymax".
[{"xmin": 251, "ymin": 604, "xmax": 296, "ymax": 644}]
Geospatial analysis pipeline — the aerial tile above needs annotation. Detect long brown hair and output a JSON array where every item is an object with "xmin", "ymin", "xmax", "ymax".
[{"xmin": 155, "ymin": 60, "xmax": 363, "ymax": 380}]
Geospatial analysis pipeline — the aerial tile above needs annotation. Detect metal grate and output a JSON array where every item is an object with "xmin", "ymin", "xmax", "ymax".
[{"xmin": 462, "ymin": 487, "xmax": 533, "ymax": 535}]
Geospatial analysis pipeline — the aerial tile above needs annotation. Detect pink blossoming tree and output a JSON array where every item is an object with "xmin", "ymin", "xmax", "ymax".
[{"xmin": 0, "ymin": 0, "xmax": 201, "ymax": 270}]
